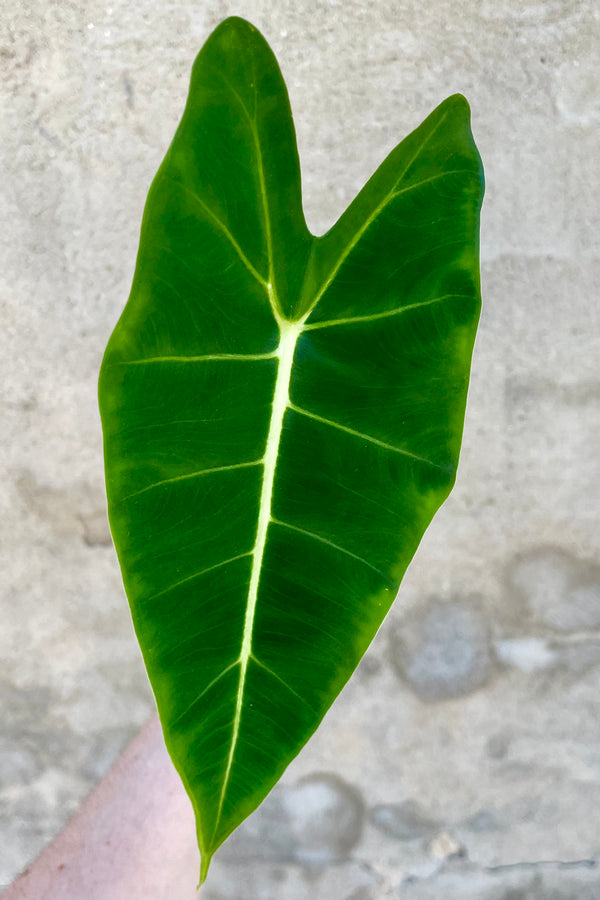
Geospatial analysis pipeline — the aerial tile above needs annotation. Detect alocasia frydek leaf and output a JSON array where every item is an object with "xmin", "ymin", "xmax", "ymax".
[{"xmin": 99, "ymin": 16, "xmax": 483, "ymax": 883}]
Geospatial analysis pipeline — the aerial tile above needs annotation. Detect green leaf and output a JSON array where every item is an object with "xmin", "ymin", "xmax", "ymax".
[{"xmin": 99, "ymin": 16, "xmax": 483, "ymax": 883}]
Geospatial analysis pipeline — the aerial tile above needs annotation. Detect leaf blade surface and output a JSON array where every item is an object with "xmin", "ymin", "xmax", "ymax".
[{"xmin": 99, "ymin": 16, "xmax": 484, "ymax": 881}]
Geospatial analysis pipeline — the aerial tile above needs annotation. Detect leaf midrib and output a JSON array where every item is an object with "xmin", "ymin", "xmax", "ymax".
[{"xmin": 211, "ymin": 318, "xmax": 302, "ymax": 842}]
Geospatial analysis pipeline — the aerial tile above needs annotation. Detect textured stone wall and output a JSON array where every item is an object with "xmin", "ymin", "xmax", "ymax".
[{"xmin": 1, "ymin": 1, "xmax": 599, "ymax": 896}]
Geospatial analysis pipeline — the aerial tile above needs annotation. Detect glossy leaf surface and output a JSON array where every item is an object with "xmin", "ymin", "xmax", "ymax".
[{"xmin": 99, "ymin": 16, "xmax": 483, "ymax": 882}]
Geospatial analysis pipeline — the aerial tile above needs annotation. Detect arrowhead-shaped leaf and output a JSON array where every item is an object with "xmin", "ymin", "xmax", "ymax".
[{"xmin": 99, "ymin": 16, "xmax": 483, "ymax": 883}]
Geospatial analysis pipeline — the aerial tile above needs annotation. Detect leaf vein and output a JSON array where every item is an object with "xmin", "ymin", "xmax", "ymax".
[
  {"xmin": 271, "ymin": 517, "xmax": 387, "ymax": 577},
  {"xmin": 303, "ymin": 292, "xmax": 472, "ymax": 331},
  {"xmin": 302, "ymin": 111, "xmax": 450, "ymax": 319},
  {"xmin": 250, "ymin": 654, "xmax": 318, "ymax": 713},
  {"xmin": 205, "ymin": 64, "xmax": 282, "ymax": 321},
  {"xmin": 391, "ymin": 168, "xmax": 478, "ymax": 199},
  {"xmin": 144, "ymin": 553, "xmax": 253, "ymax": 603},
  {"xmin": 289, "ymin": 404, "xmax": 450, "ymax": 471},
  {"xmin": 114, "ymin": 352, "xmax": 277, "ymax": 365},
  {"xmin": 163, "ymin": 174, "xmax": 268, "ymax": 288},
  {"xmin": 119, "ymin": 460, "xmax": 263, "ymax": 502},
  {"xmin": 169, "ymin": 661, "xmax": 240, "ymax": 727}
]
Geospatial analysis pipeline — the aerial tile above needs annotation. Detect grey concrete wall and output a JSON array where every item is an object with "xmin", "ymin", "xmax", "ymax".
[{"xmin": 1, "ymin": 1, "xmax": 599, "ymax": 897}]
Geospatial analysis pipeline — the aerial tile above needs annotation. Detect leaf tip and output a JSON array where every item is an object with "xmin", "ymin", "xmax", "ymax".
[
  {"xmin": 436, "ymin": 93, "xmax": 484, "ymax": 193},
  {"xmin": 218, "ymin": 15, "xmax": 255, "ymax": 28},
  {"xmin": 194, "ymin": 15, "xmax": 266, "ymax": 74},
  {"xmin": 443, "ymin": 92, "xmax": 472, "ymax": 120},
  {"xmin": 212, "ymin": 15, "xmax": 258, "ymax": 40}
]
